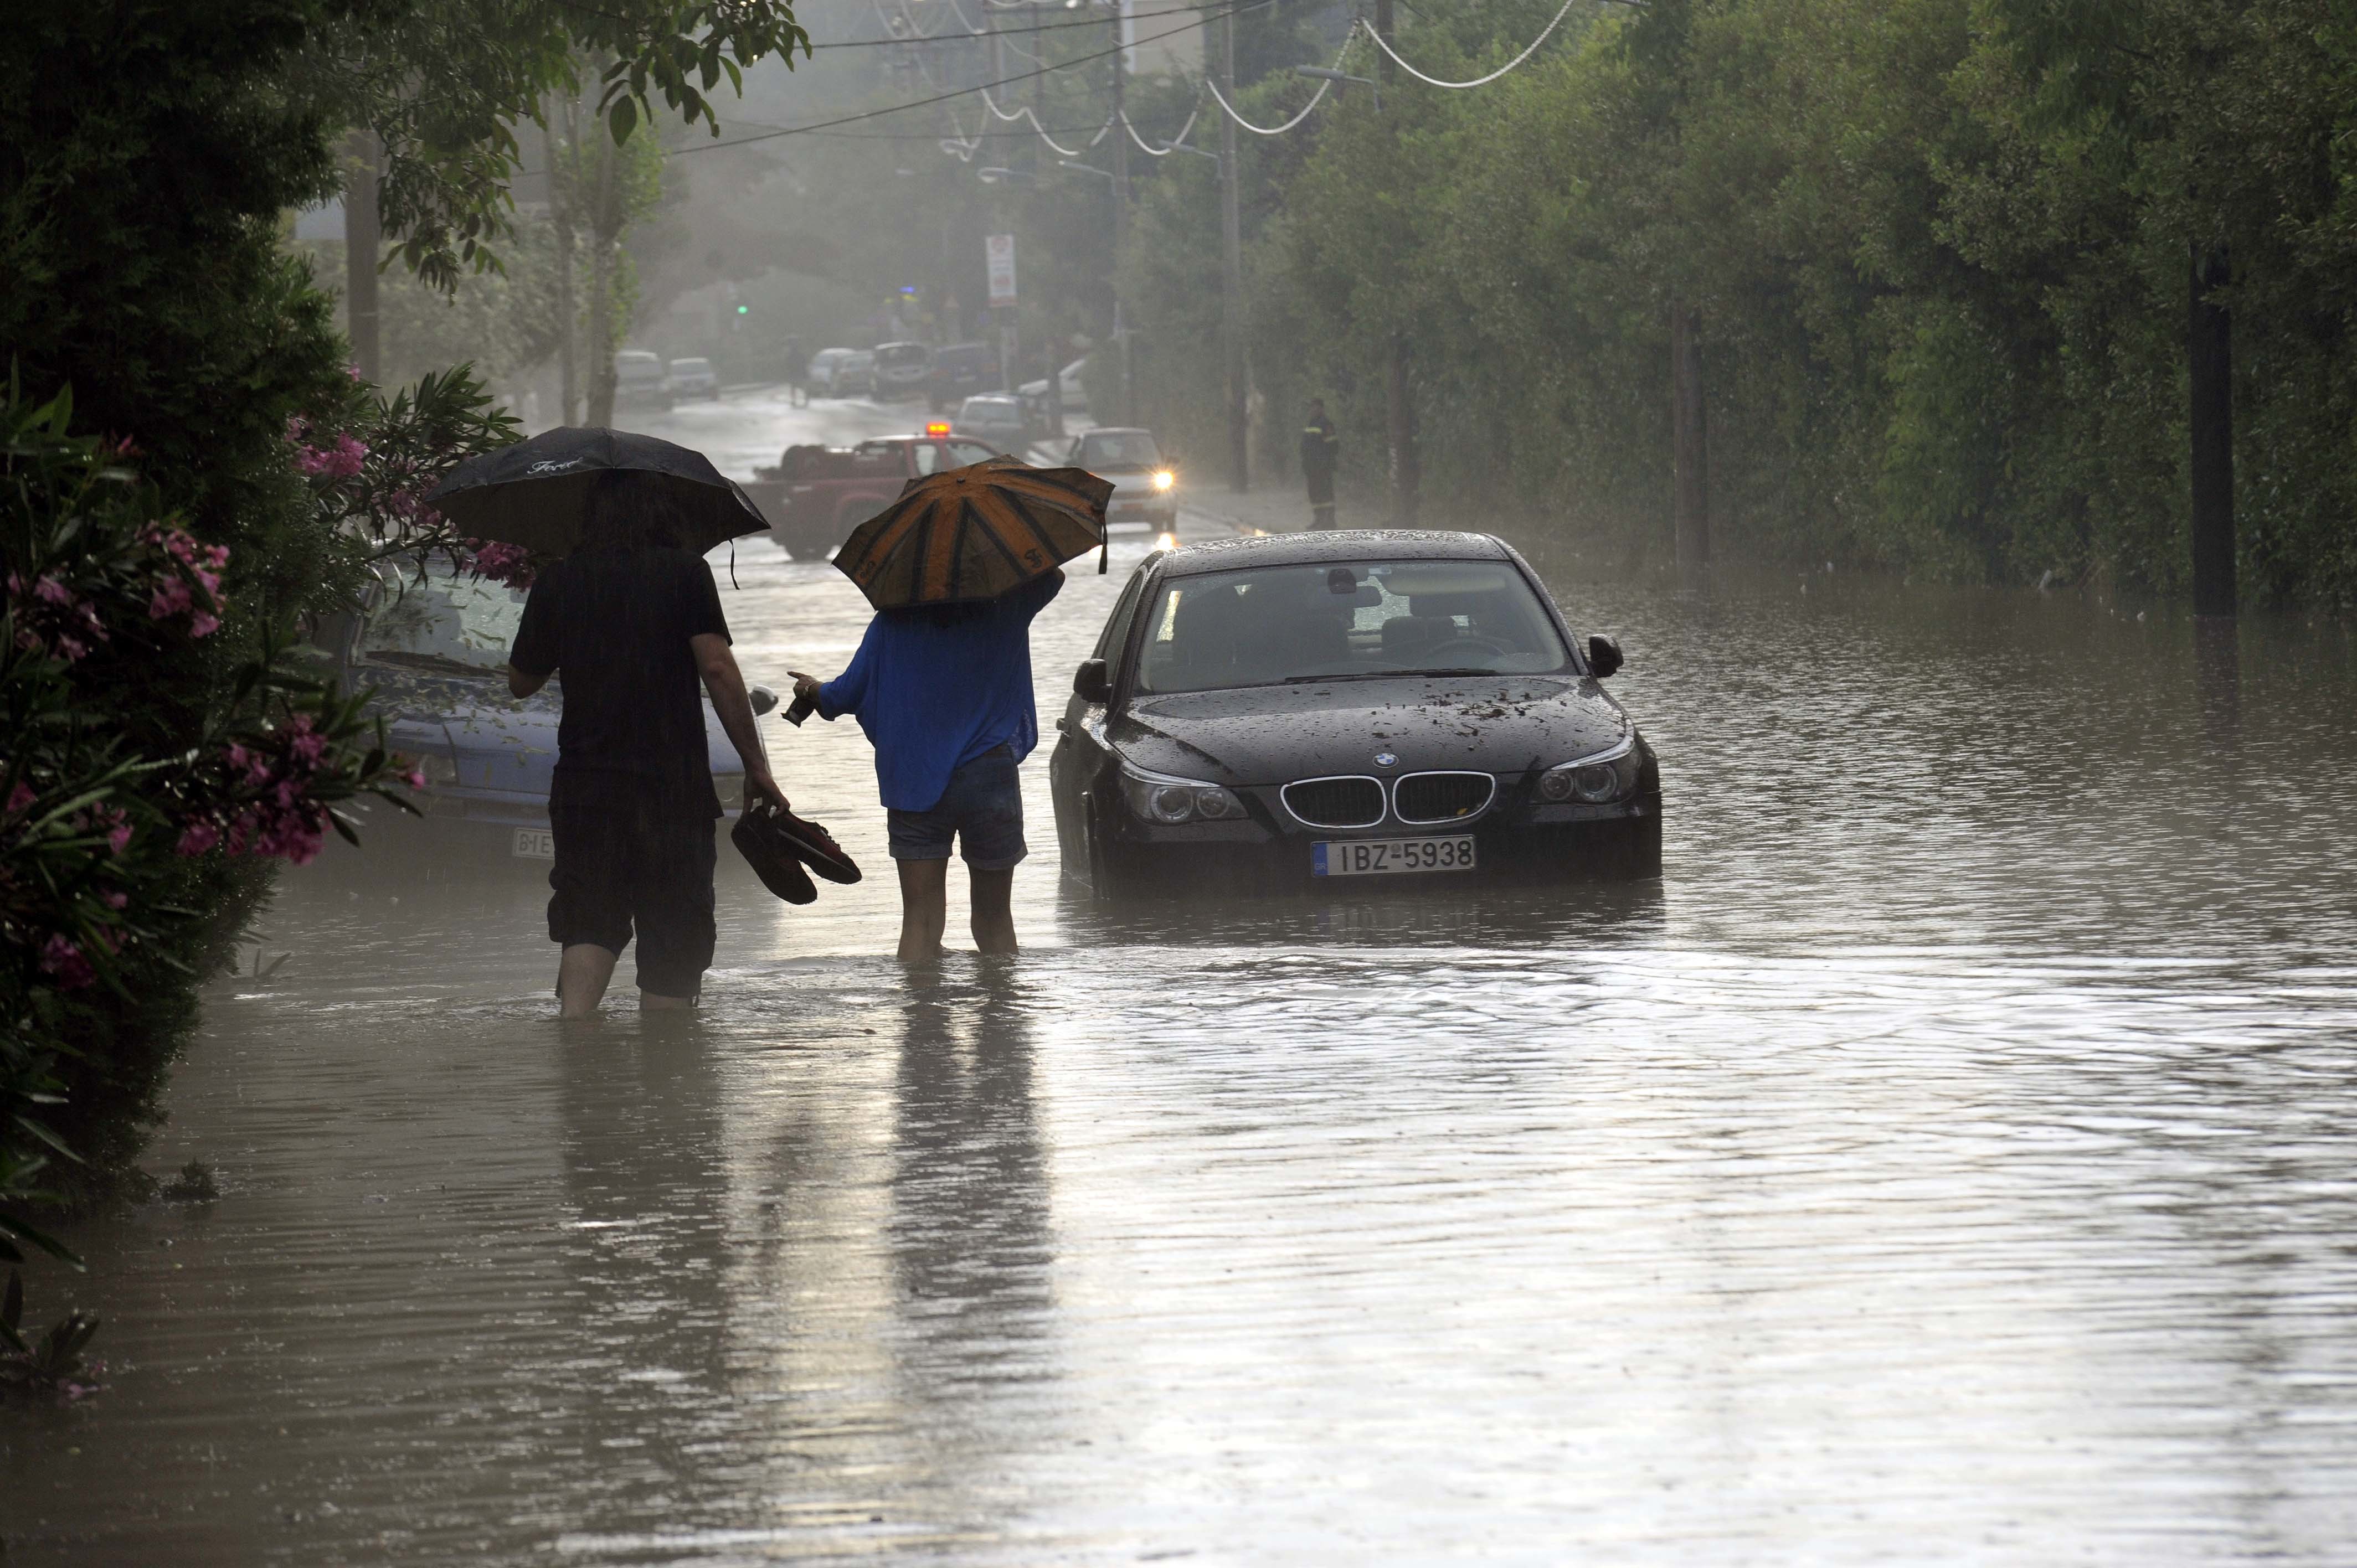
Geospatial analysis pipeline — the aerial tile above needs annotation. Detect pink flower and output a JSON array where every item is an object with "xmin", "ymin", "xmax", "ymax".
[
  {"xmin": 108, "ymin": 821, "xmax": 132, "ymax": 855},
  {"xmin": 289, "ymin": 730, "xmax": 326, "ymax": 766},
  {"xmin": 187, "ymin": 611, "xmax": 219, "ymax": 639},
  {"xmin": 102, "ymin": 890, "xmax": 129, "ymax": 910},
  {"xmin": 176, "ymin": 820, "xmax": 220, "ymax": 856},
  {"xmin": 54, "ymin": 634, "xmax": 88, "ymax": 662},
  {"xmin": 150, "ymin": 578, "xmax": 193, "ymax": 620},
  {"xmin": 7, "ymin": 781, "xmax": 34, "ymax": 816},
  {"xmin": 32, "ymin": 575, "xmax": 71, "ymax": 606},
  {"xmin": 39, "ymin": 934, "xmax": 94, "ymax": 990},
  {"xmin": 402, "ymin": 766, "xmax": 427, "ymax": 791}
]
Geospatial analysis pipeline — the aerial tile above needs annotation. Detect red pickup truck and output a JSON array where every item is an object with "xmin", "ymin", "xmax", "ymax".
[{"xmin": 743, "ymin": 434, "xmax": 1001, "ymax": 560}]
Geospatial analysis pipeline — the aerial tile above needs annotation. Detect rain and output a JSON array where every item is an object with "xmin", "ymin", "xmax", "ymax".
[{"xmin": 7, "ymin": 2, "xmax": 2357, "ymax": 1562}]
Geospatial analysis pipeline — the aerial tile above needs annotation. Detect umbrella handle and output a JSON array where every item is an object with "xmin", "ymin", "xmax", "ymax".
[{"xmin": 1098, "ymin": 524, "xmax": 1108, "ymax": 575}]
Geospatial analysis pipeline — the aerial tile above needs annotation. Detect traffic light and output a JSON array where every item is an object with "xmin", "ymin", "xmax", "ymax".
[{"xmin": 735, "ymin": 303, "xmax": 749, "ymax": 316}]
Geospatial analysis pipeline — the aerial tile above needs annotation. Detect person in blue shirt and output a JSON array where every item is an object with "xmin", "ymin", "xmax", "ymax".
[{"xmin": 789, "ymin": 569, "xmax": 1062, "ymax": 962}]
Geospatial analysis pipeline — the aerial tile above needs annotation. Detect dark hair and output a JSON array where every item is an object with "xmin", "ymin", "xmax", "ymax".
[{"xmin": 578, "ymin": 468, "xmax": 683, "ymax": 553}]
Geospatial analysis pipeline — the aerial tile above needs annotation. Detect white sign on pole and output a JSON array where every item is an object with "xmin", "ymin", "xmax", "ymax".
[{"xmin": 986, "ymin": 234, "xmax": 1018, "ymax": 307}]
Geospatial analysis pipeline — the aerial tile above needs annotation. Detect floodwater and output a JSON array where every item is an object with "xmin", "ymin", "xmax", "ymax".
[{"xmin": 8, "ymin": 391, "xmax": 2357, "ymax": 1563}]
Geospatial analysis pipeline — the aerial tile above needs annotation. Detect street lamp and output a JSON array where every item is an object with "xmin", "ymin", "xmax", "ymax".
[
  {"xmin": 1297, "ymin": 64, "xmax": 1381, "ymax": 112},
  {"xmin": 1057, "ymin": 159, "xmax": 1117, "ymax": 185}
]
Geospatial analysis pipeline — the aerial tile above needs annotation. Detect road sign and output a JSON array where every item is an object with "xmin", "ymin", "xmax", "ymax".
[{"xmin": 986, "ymin": 234, "xmax": 1018, "ymax": 307}]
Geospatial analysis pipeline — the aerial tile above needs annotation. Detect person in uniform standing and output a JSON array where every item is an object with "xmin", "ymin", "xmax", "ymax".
[{"xmin": 1300, "ymin": 398, "xmax": 1340, "ymax": 530}]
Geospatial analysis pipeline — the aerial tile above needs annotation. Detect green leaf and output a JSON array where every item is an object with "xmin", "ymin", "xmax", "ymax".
[{"xmin": 609, "ymin": 96, "xmax": 638, "ymax": 145}]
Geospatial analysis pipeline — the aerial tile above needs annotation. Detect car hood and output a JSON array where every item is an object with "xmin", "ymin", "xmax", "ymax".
[
  {"xmin": 363, "ymin": 666, "xmax": 739, "ymax": 794},
  {"xmin": 1108, "ymin": 675, "xmax": 1624, "ymax": 787}
]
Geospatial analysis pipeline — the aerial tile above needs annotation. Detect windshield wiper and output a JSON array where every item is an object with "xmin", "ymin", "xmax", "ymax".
[
  {"xmin": 364, "ymin": 650, "xmax": 497, "ymax": 678},
  {"xmin": 1282, "ymin": 667, "xmax": 1493, "ymax": 684}
]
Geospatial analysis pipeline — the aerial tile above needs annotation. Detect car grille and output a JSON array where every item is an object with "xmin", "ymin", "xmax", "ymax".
[
  {"xmin": 1393, "ymin": 771, "xmax": 1495, "ymax": 824},
  {"xmin": 1281, "ymin": 776, "xmax": 1386, "ymax": 829}
]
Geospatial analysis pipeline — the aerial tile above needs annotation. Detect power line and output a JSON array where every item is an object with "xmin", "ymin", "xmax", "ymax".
[
  {"xmin": 671, "ymin": 1, "xmax": 1264, "ymax": 154},
  {"xmin": 1355, "ymin": 0, "xmax": 1584, "ymax": 89}
]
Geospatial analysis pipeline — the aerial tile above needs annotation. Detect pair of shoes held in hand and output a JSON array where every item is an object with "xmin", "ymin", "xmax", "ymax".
[{"xmin": 732, "ymin": 800, "xmax": 862, "ymax": 905}]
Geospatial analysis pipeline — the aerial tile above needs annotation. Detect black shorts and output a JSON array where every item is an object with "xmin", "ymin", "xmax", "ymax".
[{"xmin": 547, "ymin": 795, "xmax": 717, "ymax": 998}]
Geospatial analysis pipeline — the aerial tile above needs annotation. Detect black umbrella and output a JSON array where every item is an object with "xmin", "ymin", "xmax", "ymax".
[{"xmin": 426, "ymin": 427, "xmax": 768, "ymax": 559}]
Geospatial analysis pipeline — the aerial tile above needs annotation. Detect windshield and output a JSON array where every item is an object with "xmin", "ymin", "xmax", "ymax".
[
  {"xmin": 359, "ymin": 567, "xmax": 528, "ymax": 676},
  {"xmin": 671, "ymin": 359, "xmax": 711, "ymax": 374},
  {"xmin": 1079, "ymin": 431, "xmax": 1162, "ymax": 470},
  {"xmin": 1133, "ymin": 560, "xmax": 1571, "ymax": 694},
  {"xmin": 959, "ymin": 398, "xmax": 1020, "ymax": 421},
  {"xmin": 876, "ymin": 343, "xmax": 930, "ymax": 368}
]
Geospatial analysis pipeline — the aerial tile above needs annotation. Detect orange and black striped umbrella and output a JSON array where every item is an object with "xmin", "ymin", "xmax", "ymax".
[{"xmin": 833, "ymin": 456, "xmax": 1114, "ymax": 609}]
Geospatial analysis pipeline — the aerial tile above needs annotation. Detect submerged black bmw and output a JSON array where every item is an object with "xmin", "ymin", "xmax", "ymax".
[{"xmin": 1047, "ymin": 530, "xmax": 1661, "ymax": 896}]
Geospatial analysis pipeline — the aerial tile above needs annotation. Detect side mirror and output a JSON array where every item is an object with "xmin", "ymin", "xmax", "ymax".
[
  {"xmin": 748, "ymin": 685, "xmax": 780, "ymax": 716},
  {"xmin": 1074, "ymin": 657, "xmax": 1111, "ymax": 704},
  {"xmin": 1587, "ymin": 635, "xmax": 1624, "ymax": 679}
]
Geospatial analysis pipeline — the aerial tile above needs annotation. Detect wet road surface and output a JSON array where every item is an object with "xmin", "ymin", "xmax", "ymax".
[{"xmin": 7, "ymin": 392, "xmax": 2357, "ymax": 1562}]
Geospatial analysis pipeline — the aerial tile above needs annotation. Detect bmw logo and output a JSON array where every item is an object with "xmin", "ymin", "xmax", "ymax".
[{"xmin": 1373, "ymin": 751, "xmax": 1398, "ymax": 769}]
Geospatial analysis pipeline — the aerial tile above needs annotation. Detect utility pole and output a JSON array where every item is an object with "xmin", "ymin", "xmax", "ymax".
[
  {"xmin": 1373, "ymin": 0, "xmax": 1419, "ymax": 523},
  {"xmin": 545, "ymin": 110, "xmax": 577, "ymax": 426},
  {"xmin": 2189, "ymin": 243, "xmax": 2236, "ymax": 618},
  {"xmin": 343, "ymin": 131, "xmax": 381, "ymax": 382},
  {"xmin": 1221, "ymin": 2, "xmax": 1247, "ymax": 491},
  {"xmin": 1035, "ymin": 3, "xmax": 1065, "ymax": 437},
  {"xmin": 1112, "ymin": 0, "xmax": 1133, "ymax": 424},
  {"xmin": 1670, "ymin": 305, "xmax": 1709, "ymax": 580}
]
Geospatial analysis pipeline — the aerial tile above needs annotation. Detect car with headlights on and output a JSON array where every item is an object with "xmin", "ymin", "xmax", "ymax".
[
  {"xmin": 1047, "ymin": 530, "xmax": 1658, "ymax": 896},
  {"xmin": 1066, "ymin": 426, "xmax": 1177, "ymax": 531},
  {"xmin": 311, "ymin": 563, "xmax": 775, "ymax": 868}
]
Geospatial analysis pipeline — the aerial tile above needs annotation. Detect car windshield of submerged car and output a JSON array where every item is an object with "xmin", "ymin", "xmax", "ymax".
[
  {"xmin": 1077, "ymin": 431, "xmax": 1162, "ymax": 471},
  {"xmin": 358, "ymin": 568, "xmax": 527, "ymax": 677},
  {"xmin": 1132, "ymin": 560, "xmax": 1572, "ymax": 694}
]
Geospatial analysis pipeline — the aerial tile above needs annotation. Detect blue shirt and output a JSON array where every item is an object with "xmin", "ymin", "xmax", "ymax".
[{"xmin": 818, "ymin": 572, "xmax": 1063, "ymax": 812}]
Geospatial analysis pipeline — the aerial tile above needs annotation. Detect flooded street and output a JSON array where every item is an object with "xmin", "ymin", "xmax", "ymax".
[{"xmin": 9, "ymin": 395, "xmax": 2357, "ymax": 1564}]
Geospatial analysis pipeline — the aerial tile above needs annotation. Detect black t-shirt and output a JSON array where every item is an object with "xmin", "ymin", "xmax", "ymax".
[
  {"xmin": 1299, "ymin": 417, "xmax": 1337, "ymax": 479},
  {"xmin": 510, "ymin": 546, "xmax": 730, "ymax": 818}
]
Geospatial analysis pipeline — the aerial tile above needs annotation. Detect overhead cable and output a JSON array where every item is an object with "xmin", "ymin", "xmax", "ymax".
[
  {"xmin": 668, "ymin": 2, "xmax": 1258, "ymax": 154},
  {"xmin": 1355, "ymin": 0, "xmax": 1584, "ymax": 89},
  {"xmin": 1119, "ymin": 96, "xmax": 1205, "ymax": 156}
]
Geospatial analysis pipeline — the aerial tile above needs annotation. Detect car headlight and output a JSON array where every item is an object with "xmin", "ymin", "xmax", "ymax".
[
  {"xmin": 1151, "ymin": 470, "xmax": 1175, "ymax": 492},
  {"xmin": 1535, "ymin": 735, "xmax": 1640, "ymax": 803},
  {"xmin": 1120, "ymin": 765, "xmax": 1244, "ymax": 825}
]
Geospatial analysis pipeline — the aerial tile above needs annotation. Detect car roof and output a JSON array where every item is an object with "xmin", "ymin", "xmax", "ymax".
[
  {"xmin": 1154, "ymin": 529, "xmax": 1511, "ymax": 579},
  {"xmin": 961, "ymin": 393, "xmax": 1020, "ymax": 405},
  {"xmin": 1080, "ymin": 427, "xmax": 1154, "ymax": 439}
]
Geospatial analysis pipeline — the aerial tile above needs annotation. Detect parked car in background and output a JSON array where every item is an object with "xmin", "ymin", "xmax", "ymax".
[
  {"xmin": 806, "ymin": 348, "xmax": 872, "ymax": 398},
  {"xmin": 668, "ymin": 357, "xmax": 719, "ymax": 399},
  {"xmin": 950, "ymin": 394, "xmax": 1036, "ymax": 456},
  {"xmin": 871, "ymin": 341, "xmax": 932, "ymax": 400},
  {"xmin": 317, "ymin": 563, "xmax": 775, "ymax": 866},
  {"xmin": 742, "ymin": 430, "xmax": 1001, "ymax": 559},
  {"xmin": 1020, "ymin": 356, "xmax": 1088, "ymax": 416},
  {"xmin": 613, "ymin": 349, "xmax": 673, "ymax": 411},
  {"xmin": 1049, "ymin": 531, "xmax": 1658, "ymax": 898},
  {"xmin": 1068, "ymin": 427, "xmax": 1178, "ymax": 530},
  {"xmin": 926, "ymin": 342, "xmax": 1000, "ymax": 412}
]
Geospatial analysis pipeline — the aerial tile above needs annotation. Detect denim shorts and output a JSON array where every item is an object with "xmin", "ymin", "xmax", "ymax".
[{"xmin": 887, "ymin": 744, "xmax": 1027, "ymax": 869}]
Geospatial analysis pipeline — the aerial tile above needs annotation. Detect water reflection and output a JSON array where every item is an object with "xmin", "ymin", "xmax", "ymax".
[{"xmin": 13, "ymin": 555, "xmax": 2357, "ymax": 1564}]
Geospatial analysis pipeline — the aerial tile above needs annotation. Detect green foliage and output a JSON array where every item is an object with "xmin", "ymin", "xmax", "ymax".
[
  {"xmin": 2, "ymin": 386, "xmax": 423, "ymax": 1261},
  {"xmin": 300, "ymin": 1, "xmax": 808, "ymax": 288},
  {"xmin": 1129, "ymin": 0, "xmax": 2357, "ymax": 601},
  {"xmin": 1, "ymin": 1268, "xmax": 104, "ymax": 1399}
]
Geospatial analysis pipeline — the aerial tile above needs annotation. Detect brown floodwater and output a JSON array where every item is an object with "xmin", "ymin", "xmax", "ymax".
[{"xmin": 7, "ymin": 399, "xmax": 2357, "ymax": 1563}]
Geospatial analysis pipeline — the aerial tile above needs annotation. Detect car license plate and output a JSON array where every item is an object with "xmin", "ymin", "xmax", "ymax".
[
  {"xmin": 1314, "ymin": 836, "xmax": 1475, "ymax": 877},
  {"xmin": 512, "ymin": 828, "xmax": 555, "ymax": 860}
]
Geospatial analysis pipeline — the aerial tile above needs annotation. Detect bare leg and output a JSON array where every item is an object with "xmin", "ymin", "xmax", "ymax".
[
  {"xmin": 557, "ymin": 943, "xmax": 618, "ymax": 1019},
  {"xmin": 970, "ymin": 866, "xmax": 1016, "ymax": 955},
  {"xmin": 641, "ymin": 990, "xmax": 696, "ymax": 1011},
  {"xmin": 896, "ymin": 858, "xmax": 949, "ymax": 963}
]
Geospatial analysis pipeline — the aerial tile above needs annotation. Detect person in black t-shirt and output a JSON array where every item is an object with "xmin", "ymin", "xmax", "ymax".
[{"xmin": 507, "ymin": 470, "xmax": 784, "ymax": 1018}]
